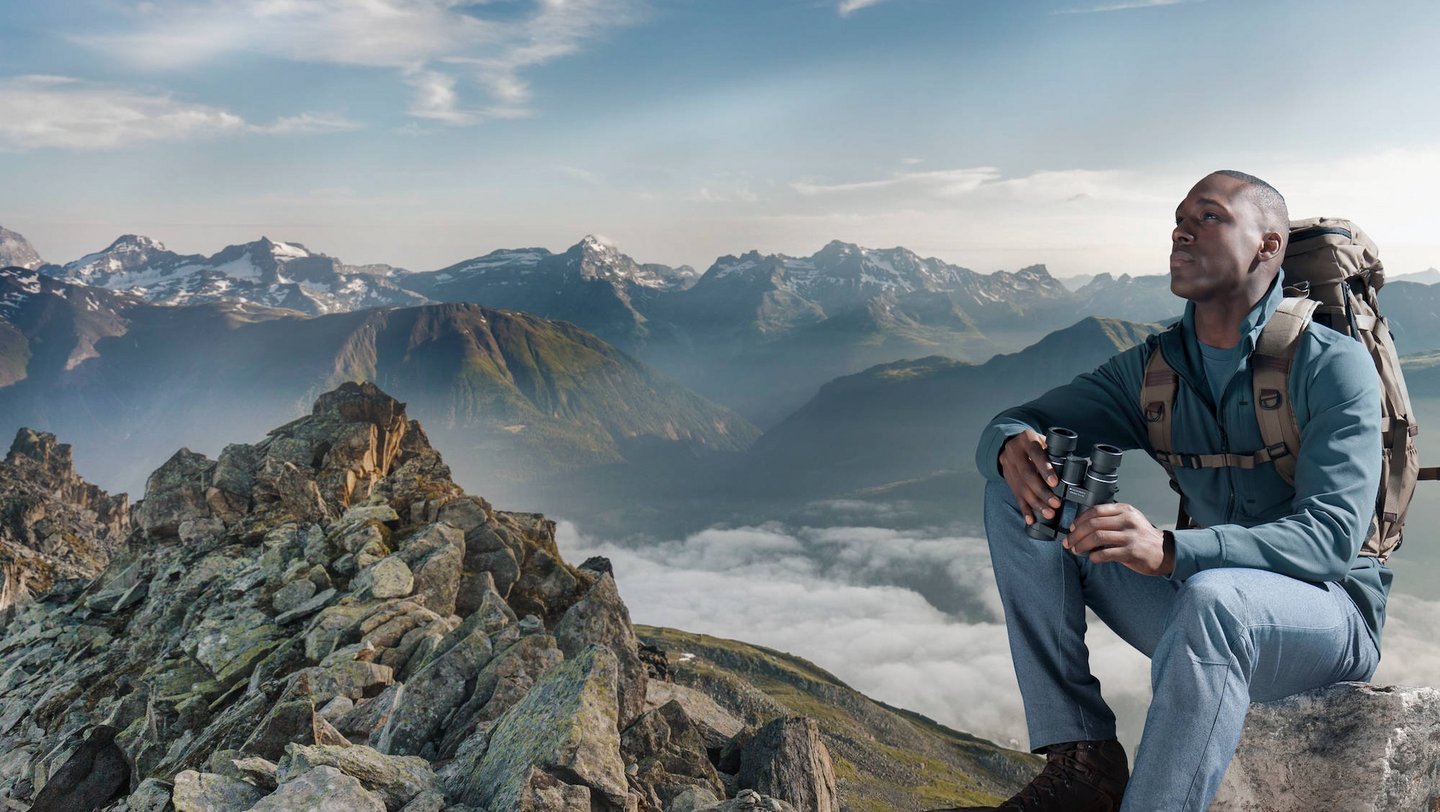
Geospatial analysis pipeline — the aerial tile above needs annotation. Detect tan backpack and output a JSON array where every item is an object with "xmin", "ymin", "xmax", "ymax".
[{"xmin": 1141, "ymin": 217, "xmax": 1439, "ymax": 562}]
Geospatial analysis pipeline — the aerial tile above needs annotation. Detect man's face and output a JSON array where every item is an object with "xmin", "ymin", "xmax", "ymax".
[{"xmin": 1169, "ymin": 174, "xmax": 1270, "ymax": 304}]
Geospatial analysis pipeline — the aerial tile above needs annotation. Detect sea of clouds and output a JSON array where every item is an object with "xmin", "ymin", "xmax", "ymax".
[{"xmin": 556, "ymin": 513, "xmax": 1440, "ymax": 754}]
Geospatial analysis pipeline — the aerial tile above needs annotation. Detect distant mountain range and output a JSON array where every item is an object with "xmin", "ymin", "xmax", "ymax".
[
  {"xmin": 5, "ymin": 225, "xmax": 1198, "ymax": 425},
  {"xmin": 0, "ymin": 266, "xmax": 756, "ymax": 505}
]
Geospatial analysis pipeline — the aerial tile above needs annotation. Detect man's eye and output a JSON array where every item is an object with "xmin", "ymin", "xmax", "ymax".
[{"xmin": 1203, "ymin": 212, "xmax": 1219, "ymax": 220}]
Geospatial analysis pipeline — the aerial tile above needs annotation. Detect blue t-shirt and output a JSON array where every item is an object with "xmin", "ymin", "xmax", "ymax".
[{"xmin": 1198, "ymin": 340, "xmax": 1240, "ymax": 403}]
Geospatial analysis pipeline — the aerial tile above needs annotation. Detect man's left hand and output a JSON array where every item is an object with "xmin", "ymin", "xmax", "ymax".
[{"xmin": 1065, "ymin": 502, "xmax": 1175, "ymax": 577}]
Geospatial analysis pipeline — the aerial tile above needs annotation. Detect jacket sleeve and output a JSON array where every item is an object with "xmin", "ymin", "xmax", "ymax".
[
  {"xmin": 975, "ymin": 340, "xmax": 1154, "ymax": 480},
  {"xmin": 1168, "ymin": 335, "xmax": 1382, "ymax": 583}
]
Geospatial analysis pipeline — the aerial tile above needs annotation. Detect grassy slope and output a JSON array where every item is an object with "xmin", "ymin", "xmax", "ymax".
[{"xmin": 637, "ymin": 625, "xmax": 1039, "ymax": 812}]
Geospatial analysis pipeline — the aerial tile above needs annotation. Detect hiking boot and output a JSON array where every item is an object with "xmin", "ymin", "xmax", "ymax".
[{"xmin": 926, "ymin": 738, "xmax": 1128, "ymax": 811}]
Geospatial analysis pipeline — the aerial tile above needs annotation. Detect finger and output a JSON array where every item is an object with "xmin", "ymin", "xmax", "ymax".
[
  {"xmin": 1087, "ymin": 546, "xmax": 1129, "ymax": 566},
  {"xmin": 1025, "ymin": 446, "xmax": 1059, "ymax": 488},
  {"xmin": 1071, "ymin": 529, "xmax": 1127, "ymax": 555},
  {"xmin": 1021, "ymin": 475, "xmax": 1061, "ymax": 513},
  {"xmin": 1003, "ymin": 477, "xmax": 1037, "ymax": 525},
  {"xmin": 1012, "ymin": 479, "xmax": 1055, "ymax": 523}
]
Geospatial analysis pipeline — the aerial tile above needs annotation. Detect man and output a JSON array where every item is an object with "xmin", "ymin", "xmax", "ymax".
[{"xmin": 959, "ymin": 171, "xmax": 1385, "ymax": 811}]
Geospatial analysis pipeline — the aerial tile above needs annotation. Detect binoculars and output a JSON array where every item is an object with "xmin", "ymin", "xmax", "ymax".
[{"xmin": 1025, "ymin": 427, "xmax": 1124, "ymax": 541}]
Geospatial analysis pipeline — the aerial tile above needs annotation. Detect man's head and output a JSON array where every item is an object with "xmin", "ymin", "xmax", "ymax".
[{"xmin": 1170, "ymin": 170, "xmax": 1289, "ymax": 307}]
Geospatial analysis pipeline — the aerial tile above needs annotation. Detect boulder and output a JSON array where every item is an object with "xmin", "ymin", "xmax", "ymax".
[
  {"xmin": 135, "ymin": 448, "xmax": 215, "ymax": 538},
  {"xmin": 277, "ymin": 742, "xmax": 436, "ymax": 810},
  {"xmin": 1214, "ymin": 682, "xmax": 1440, "ymax": 811},
  {"xmin": 737, "ymin": 717, "xmax": 839, "ymax": 812},
  {"xmin": 354, "ymin": 556, "xmax": 414, "ymax": 600},
  {"xmin": 249, "ymin": 765, "xmax": 387, "ymax": 812},
  {"xmin": 621, "ymin": 700, "xmax": 726, "ymax": 807},
  {"xmin": 441, "ymin": 644, "xmax": 627, "ymax": 810},
  {"xmin": 645, "ymin": 682, "xmax": 744, "ymax": 753},
  {"xmin": 555, "ymin": 572, "xmax": 647, "ymax": 730},
  {"xmin": 170, "ymin": 769, "xmax": 265, "ymax": 811},
  {"xmin": 374, "ymin": 610, "xmax": 496, "ymax": 756}
]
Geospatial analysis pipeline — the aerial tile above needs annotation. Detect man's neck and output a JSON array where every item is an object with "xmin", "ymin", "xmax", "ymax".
[
  {"xmin": 1189, "ymin": 271, "xmax": 1277, "ymax": 348},
  {"xmin": 1192, "ymin": 303, "xmax": 1250, "ymax": 348}
]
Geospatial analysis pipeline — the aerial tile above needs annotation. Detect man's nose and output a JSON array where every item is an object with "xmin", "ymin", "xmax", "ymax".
[{"xmin": 1172, "ymin": 223, "xmax": 1193, "ymax": 244}]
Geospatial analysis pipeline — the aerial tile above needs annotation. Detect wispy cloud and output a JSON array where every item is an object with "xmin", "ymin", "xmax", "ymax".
[
  {"xmin": 1053, "ymin": 0, "xmax": 1197, "ymax": 14},
  {"xmin": 80, "ymin": 0, "xmax": 650, "ymax": 124},
  {"xmin": 555, "ymin": 166, "xmax": 605, "ymax": 187},
  {"xmin": 250, "ymin": 112, "xmax": 361, "ymax": 136},
  {"xmin": 0, "ymin": 76, "xmax": 355, "ymax": 151},
  {"xmin": 838, "ymin": 0, "xmax": 898, "ymax": 15},
  {"xmin": 792, "ymin": 167, "xmax": 1002, "ymax": 197}
]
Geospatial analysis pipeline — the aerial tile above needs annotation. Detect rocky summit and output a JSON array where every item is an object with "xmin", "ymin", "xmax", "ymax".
[
  {"xmin": 0, "ymin": 428, "xmax": 129, "ymax": 621},
  {"xmin": 0, "ymin": 382, "xmax": 835, "ymax": 811}
]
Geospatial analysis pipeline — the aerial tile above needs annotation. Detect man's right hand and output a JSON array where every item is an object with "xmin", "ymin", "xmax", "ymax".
[{"xmin": 999, "ymin": 429, "xmax": 1063, "ymax": 526}]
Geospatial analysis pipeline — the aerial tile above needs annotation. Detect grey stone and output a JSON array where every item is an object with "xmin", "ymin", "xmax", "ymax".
[
  {"xmin": 622, "ymin": 700, "xmax": 725, "ymax": 807},
  {"xmin": 397, "ymin": 789, "xmax": 446, "ymax": 812},
  {"xmin": 354, "ymin": 557, "xmax": 414, "ymax": 600},
  {"xmin": 441, "ymin": 644, "xmax": 627, "ymax": 810},
  {"xmin": 646, "ymin": 682, "xmax": 744, "ymax": 752},
  {"xmin": 136, "ymin": 448, "xmax": 215, "ymax": 538},
  {"xmin": 278, "ymin": 743, "xmax": 436, "ymax": 811},
  {"xmin": 171, "ymin": 769, "xmax": 265, "ymax": 812},
  {"xmin": 1214, "ymin": 682, "xmax": 1440, "ymax": 811},
  {"xmin": 272, "ymin": 579, "xmax": 318, "ymax": 615},
  {"xmin": 275, "ymin": 587, "xmax": 337, "ymax": 626},
  {"xmin": 737, "ymin": 717, "xmax": 839, "ymax": 812},
  {"xmin": 399, "ymin": 524, "xmax": 463, "ymax": 616},
  {"xmin": 344, "ymin": 504, "xmax": 401, "ymax": 524},
  {"xmin": 668, "ymin": 786, "xmax": 722, "ymax": 812},
  {"xmin": 249, "ymin": 765, "xmax": 387, "ymax": 812},
  {"xmin": 375, "ymin": 617, "xmax": 495, "ymax": 756},
  {"xmin": 124, "ymin": 777, "xmax": 177, "ymax": 812},
  {"xmin": 555, "ymin": 573, "xmax": 647, "ymax": 730}
]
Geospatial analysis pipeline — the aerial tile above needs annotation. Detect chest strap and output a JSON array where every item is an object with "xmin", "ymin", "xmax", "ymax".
[{"xmin": 1140, "ymin": 299, "xmax": 1320, "ymax": 529}]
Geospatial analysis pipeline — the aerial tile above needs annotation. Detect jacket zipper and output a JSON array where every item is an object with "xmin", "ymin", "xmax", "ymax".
[{"xmin": 1158, "ymin": 335, "xmax": 1241, "ymax": 523}]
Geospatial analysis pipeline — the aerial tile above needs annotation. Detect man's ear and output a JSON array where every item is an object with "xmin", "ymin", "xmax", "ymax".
[{"xmin": 1257, "ymin": 230, "xmax": 1284, "ymax": 262}]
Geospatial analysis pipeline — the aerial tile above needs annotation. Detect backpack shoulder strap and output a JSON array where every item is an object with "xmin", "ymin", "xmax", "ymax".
[
  {"xmin": 1251, "ymin": 297, "xmax": 1320, "ymax": 486},
  {"xmin": 1141, "ymin": 334, "xmax": 1179, "ymax": 473},
  {"xmin": 1141, "ymin": 331, "xmax": 1196, "ymax": 528}
]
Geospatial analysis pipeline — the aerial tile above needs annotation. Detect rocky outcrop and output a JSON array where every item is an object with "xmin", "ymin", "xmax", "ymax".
[
  {"xmin": 0, "ymin": 428, "xmax": 129, "ymax": 620},
  {"xmin": 1214, "ymin": 682, "xmax": 1440, "ymax": 811},
  {"xmin": 0, "ymin": 382, "xmax": 841, "ymax": 812},
  {"xmin": 735, "ymin": 717, "xmax": 839, "ymax": 812}
]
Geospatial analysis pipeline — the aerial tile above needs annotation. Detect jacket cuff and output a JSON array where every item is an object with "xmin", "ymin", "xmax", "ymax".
[
  {"xmin": 1168, "ymin": 527, "xmax": 1223, "ymax": 581},
  {"xmin": 975, "ymin": 420, "xmax": 1035, "ymax": 481}
]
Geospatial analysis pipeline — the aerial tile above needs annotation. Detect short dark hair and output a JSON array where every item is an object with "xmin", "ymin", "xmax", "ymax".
[{"xmin": 1212, "ymin": 169, "xmax": 1289, "ymax": 235}]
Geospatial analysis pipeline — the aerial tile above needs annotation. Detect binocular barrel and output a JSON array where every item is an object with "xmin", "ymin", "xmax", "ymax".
[{"xmin": 1024, "ymin": 428, "xmax": 1122, "ymax": 541}]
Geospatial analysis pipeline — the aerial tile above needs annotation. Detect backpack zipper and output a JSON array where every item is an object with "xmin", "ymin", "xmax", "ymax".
[{"xmin": 1291, "ymin": 226, "xmax": 1353, "ymax": 241}]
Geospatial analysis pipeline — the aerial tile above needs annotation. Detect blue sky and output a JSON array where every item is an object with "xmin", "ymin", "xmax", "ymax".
[{"xmin": 3, "ymin": 0, "xmax": 1440, "ymax": 277}]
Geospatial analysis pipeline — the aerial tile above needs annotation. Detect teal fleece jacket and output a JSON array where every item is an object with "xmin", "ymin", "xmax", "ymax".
[{"xmin": 976, "ymin": 274, "xmax": 1390, "ymax": 646}]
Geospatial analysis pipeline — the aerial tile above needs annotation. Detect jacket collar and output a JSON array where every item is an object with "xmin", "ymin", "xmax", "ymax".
[{"xmin": 1174, "ymin": 268, "xmax": 1286, "ymax": 372}]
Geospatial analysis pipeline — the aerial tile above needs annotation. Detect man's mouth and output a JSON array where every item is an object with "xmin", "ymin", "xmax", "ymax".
[{"xmin": 1169, "ymin": 250, "xmax": 1193, "ymax": 268}]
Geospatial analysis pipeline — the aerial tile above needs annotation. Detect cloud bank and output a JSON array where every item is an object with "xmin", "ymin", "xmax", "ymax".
[{"xmin": 558, "ymin": 518, "xmax": 1440, "ymax": 753}]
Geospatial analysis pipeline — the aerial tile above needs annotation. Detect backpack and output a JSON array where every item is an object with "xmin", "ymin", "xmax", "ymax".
[{"xmin": 1140, "ymin": 217, "xmax": 1439, "ymax": 562}]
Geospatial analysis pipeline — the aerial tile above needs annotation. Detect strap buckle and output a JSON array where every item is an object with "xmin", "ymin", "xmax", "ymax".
[{"xmin": 1265, "ymin": 442, "xmax": 1290, "ymax": 461}]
